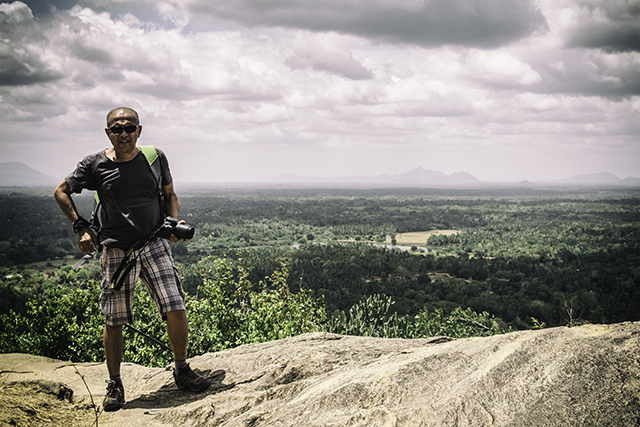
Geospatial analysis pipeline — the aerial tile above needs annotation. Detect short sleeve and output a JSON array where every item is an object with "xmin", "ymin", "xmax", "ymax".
[
  {"xmin": 156, "ymin": 149, "xmax": 173, "ymax": 186},
  {"xmin": 65, "ymin": 153, "xmax": 99, "ymax": 193}
]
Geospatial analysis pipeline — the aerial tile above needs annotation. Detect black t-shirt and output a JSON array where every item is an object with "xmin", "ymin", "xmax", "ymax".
[{"xmin": 66, "ymin": 148, "xmax": 173, "ymax": 249}]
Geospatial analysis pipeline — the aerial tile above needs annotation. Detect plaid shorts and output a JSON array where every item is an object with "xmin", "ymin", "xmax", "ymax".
[{"xmin": 98, "ymin": 238, "xmax": 185, "ymax": 326}]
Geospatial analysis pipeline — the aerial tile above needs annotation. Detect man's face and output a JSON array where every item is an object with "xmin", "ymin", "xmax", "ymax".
[{"xmin": 105, "ymin": 110, "xmax": 141, "ymax": 156}]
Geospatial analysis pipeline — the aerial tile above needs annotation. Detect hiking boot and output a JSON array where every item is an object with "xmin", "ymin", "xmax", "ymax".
[
  {"xmin": 174, "ymin": 363, "xmax": 211, "ymax": 392},
  {"xmin": 103, "ymin": 380, "xmax": 125, "ymax": 412}
]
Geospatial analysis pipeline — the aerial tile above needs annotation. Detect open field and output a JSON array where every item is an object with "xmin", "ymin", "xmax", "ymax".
[{"xmin": 385, "ymin": 230, "xmax": 460, "ymax": 246}]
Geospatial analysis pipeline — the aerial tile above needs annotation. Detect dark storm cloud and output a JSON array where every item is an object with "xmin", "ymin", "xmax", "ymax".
[
  {"xmin": 0, "ymin": 50, "xmax": 63, "ymax": 86},
  {"xmin": 568, "ymin": 0, "xmax": 640, "ymax": 52},
  {"xmin": 0, "ymin": 1, "xmax": 63, "ymax": 86},
  {"xmin": 14, "ymin": 0, "xmax": 69, "ymax": 17},
  {"xmin": 190, "ymin": 0, "xmax": 548, "ymax": 49},
  {"xmin": 575, "ymin": 24, "xmax": 640, "ymax": 53}
]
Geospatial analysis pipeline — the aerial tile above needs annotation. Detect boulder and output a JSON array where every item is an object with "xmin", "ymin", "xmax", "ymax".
[{"xmin": 1, "ymin": 322, "xmax": 638, "ymax": 426}]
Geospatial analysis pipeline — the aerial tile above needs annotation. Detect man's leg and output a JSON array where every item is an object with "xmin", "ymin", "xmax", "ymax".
[
  {"xmin": 166, "ymin": 309, "xmax": 188, "ymax": 361},
  {"xmin": 140, "ymin": 240, "xmax": 209, "ymax": 391},
  {"xmin": 104, "ymin": 324, "xmax": 124, "ymax": 374},
  {"xmin": 103, "ymin": 323, "xmax": 125, "ymax": 411},
  {"xmin": 167, "ymin": 309, "xmax": 211, "ymax": 392}
]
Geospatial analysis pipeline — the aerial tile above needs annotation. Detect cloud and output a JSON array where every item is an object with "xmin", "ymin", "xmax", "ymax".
[
  {"xmin": 464, "ymin": 50, "xmax": 541, "ymax": 87},
  {"xmin": 0, "ymin": 2, "xmax": 63, "ymax": 86},
  {"xmin": 69, "ymin": 40, "xmax": 113, "ymax": 63},
  {"xmin": 0, "ymin": 0, "xmax": 638, "ymax": 183},
  {"xmin": 527, "ymin": 48, "xmax": 640, "ymax": 98},
  {"xmin": 566, "ymin": 0, "xmax": 640, "ymax": 52},
  {"xmin": 0, "ymin": 42, "xmax": 64, "ymax": 86},
  {"xmin": 284, "ymin": 36, "xmax": 373, "ymax": 80},
  {"xmin": 187, "ymin": 0, "xmax": 548, "ymax": 49}
]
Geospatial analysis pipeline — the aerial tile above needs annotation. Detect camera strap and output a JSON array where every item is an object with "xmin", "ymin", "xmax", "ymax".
[{"xmin": 110, "ymin": 222, "xmax": 163, "ymax": 290}]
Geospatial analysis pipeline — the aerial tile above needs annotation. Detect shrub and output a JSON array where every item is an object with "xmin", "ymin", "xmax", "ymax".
[
  {"xmin": 187, "ymin": 257, "xmax": 327, "ymax": 355},
  {"xmin": 0, "ymin": 281, "xmax": 104, "ymax": 362},
  {"xmin": 327, "ymin": 294, "xmax": 511, "ymax": 339}
]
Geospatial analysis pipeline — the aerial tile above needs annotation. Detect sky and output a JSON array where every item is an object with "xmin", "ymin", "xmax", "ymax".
[{"xmin": 1, "ymin": 0, "xmax": 639, "ymax": 184}]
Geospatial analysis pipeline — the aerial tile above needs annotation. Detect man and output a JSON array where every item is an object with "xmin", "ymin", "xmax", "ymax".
[{"xmin": 54, "ymin": 107, "xmax": 210, "ymax": 412}]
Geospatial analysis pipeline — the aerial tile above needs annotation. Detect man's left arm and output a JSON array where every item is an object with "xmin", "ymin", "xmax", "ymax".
[
  {"xmin": 163, "ymin": 183, "xmax": 182, "ymax": 242},
  {"xmin": 163, "ymin": 183, "xmax": 180, "ymax": 218}
]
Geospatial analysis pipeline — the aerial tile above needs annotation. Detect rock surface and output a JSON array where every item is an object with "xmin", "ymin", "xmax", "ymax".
[{"xmin": 1, "ymin": 322, "xmax": 639, "ymax": 426}]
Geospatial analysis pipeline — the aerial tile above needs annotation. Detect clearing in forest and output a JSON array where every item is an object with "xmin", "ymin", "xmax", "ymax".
[{"xmin": 386, "ymin": 230, "xmax": 459, "ymax": 246}]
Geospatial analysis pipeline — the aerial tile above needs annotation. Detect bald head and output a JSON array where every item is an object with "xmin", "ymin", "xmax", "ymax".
[{"xmin": 106, "ymin": 107, "xmax": 140, "ymax": 127}]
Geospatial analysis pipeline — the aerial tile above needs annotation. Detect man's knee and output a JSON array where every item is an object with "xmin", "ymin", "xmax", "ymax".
[
  {"xmin": 166, "ymin": 309, "xmax": 187, "ymax": 322},
  {"xmin": 105, "ymin": 324, "xmax": 124, "ymax": 332}
]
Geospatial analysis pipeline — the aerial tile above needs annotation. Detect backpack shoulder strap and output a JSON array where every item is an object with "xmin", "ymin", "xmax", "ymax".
[
  {"xmin": 139, "ymin": 145, "xmax": 162, "ymax": 186},
  {"xmin": 140, "ymin": 145, "xmax": 159, "ymax": 165},
  {"xmin": 139, "ymin": 145, "xmax": 165, "ymax": 220}
]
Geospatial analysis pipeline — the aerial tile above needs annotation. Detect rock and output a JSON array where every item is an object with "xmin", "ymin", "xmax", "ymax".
[
  {"xmin": 7, "ymin": 379, "xmax": 74, "ymax": 402},
  {"xmin": 1, "ymin": 322, "xmax": 639, "ymax": 426}
]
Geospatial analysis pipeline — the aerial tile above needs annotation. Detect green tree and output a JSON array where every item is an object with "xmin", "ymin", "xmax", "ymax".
[
  {"xmin": 187, "ymin": 257, "xmax": 327, "ymax": 355},
  {"xmin": 0, "ymin": 281, "xmax": 104, "ymax": 362}
]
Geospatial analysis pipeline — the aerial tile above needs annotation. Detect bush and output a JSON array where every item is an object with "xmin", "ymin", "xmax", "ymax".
[
  {"xmin": 1, "ymin": 262, "xmax": 509, "ymax": 368},
  {"xmin": 327, "ymin": 294, "xmax": 511, "ymax": 339},
  {"xmin": 187, "ymin": 257, "xmax": 327, "ymax": 355},
  {"xmin": 0, "ymin": 281, "xmax": 104, "ymax": 362},
  {"xmin": 413, "ymin": 306, "xmax": 511, "ymax": 338}
]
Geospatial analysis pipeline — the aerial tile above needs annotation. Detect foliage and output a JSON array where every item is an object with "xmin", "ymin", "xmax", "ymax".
[
  {"xmin": 2, "ymin": 187, "xmax": 639, "ymax": 337},
  {"xmin": 0, "ymin": 264, "xmax": 101, "ymax": 316},
  {"xmin": 0, "ymin": 258, "xmax": 328, "ymax": 367},
  {"xmin": 327, "ymin": 294, "xmax": 405, "ymax": 338},
  {"xmin": 187, "ymin": 257, "xmax": 327, "ymax": 355},
  {"xmin": 1, "ymin": 259, "xmax": 512, "ymax": 367},
  {"xmin": 122, "ymin": 286, "xmax": 174, "ymax": 366},
  {"xmin": 531, "ymin": 317, "xmax": 546, "ymax": 329},
  {"xmin": 413, "ymin": 306, "xmax": 511, "ymax": 338},
  {"xmin": 0, "ymin": 281, "xmax": 104, "ymax": 362},
  {"xmin": 327, "ymin": 294, "xmax": 511, "ymax": 339}
]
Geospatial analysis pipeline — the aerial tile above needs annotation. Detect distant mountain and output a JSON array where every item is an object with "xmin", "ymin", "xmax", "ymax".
[
  {"xmin": 273, "ymin": 169, "xmax": 640, "ymax": 187},
  {"xmin": 431, "ymin": 172, "xmax": 481, "ymax": 185},
  {"xmin": 273, "ymin": 167, "xmax": 482, "ymax": 186},
  {"xmin": 619, "ymin": 177, "xmax": 640, "ymax": 186},
  {"xmin": 0, "ymin": 162, "xmax": 59, "ymax": 187},
  {"xmin": 551, "ymin": 172, "xmax": 640, "ymax": 186},
  {"xmin": 393, "ymin": 168, "xmax": 446, "ymax": 183},
  {"xmin": 556, "ymin": 172, "xmax": 621, "ymax": 185}
]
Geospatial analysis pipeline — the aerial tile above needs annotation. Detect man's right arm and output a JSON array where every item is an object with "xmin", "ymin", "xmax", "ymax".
[{"xmin": 54, "ymin": 181, "xmax": 98, "ymax": 254}]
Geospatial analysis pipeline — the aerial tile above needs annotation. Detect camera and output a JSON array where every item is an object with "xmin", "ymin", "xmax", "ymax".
[{"xmin": 156, "ymin": 217, "xmax": 195, "ymax": 240}]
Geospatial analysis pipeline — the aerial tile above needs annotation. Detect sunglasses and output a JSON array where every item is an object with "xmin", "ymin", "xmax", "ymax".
[{"xmin": 108, "ymin": 124, "xmax": 139, "ymax": 134}]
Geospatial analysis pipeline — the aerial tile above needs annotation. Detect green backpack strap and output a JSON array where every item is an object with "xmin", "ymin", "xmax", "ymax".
[
  {"xmin": 140, "ymin": 145, "xmax": 162, "ymax": 188},
  {"xmin": 140, "ymin": 145, "xmax": 159, "ymax": 165}
]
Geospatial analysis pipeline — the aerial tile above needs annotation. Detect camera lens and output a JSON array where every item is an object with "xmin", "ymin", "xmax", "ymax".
[{"xmin": 174, "ymin": 223, "xmax": 195, "ymax": 239}]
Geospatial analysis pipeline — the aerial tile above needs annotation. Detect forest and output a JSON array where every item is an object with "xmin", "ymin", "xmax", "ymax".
[{"xmin": 1, "ymin": 185, "xmax": 639, "ymax": 362}]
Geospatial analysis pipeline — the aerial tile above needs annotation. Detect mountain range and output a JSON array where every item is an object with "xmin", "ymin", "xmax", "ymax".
[
  {"xmin": 273, "ymin": 167, "xmax": 640, "ymax": 187},
  {"xmin": 1, "ymin": 162, "xmax": 639, "ymax": 187}
]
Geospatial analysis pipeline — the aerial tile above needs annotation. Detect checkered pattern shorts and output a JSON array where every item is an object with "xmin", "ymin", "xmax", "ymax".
[{"xmin": 98, "ymin": 238, "xmax": 185, "ymax": 326}]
